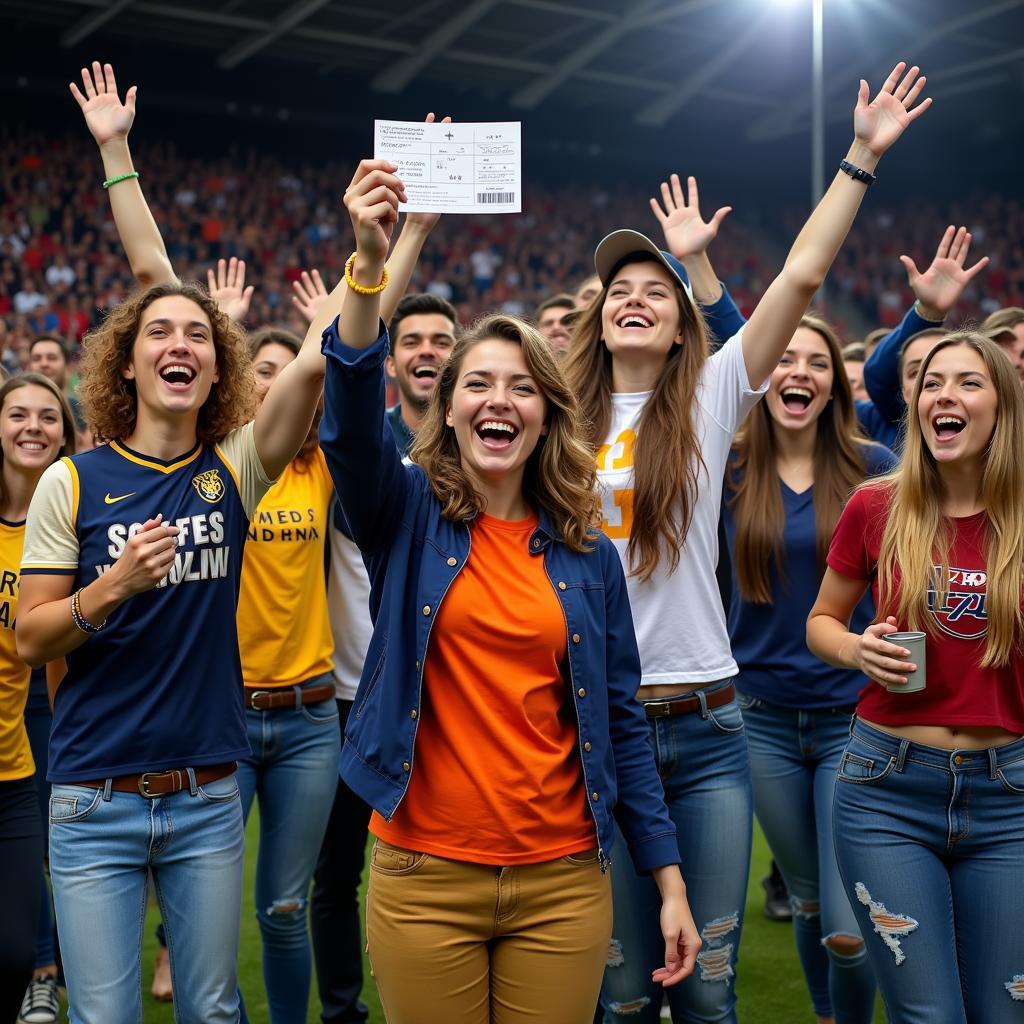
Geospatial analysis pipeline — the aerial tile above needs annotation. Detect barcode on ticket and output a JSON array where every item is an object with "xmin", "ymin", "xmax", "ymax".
[{"xmin": 477, "ymin": 192, "xmax": 516, "ymax": 204}]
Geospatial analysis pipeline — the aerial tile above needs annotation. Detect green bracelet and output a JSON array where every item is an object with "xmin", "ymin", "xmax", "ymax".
[{"xmin": 102, "ymin": 171, "xmax": 140, "ymax": 189}]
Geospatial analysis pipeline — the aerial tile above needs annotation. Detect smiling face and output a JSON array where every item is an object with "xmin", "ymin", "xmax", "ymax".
[
  {"xmin": 444, "ymin": 338, "xmax": 548, "ymax": 488},
  {"xmin": 123, "ymin": 295, "xmax": 219, "ymax": 421},
  {"xmin": 1, "ymin": 383, "xmax": 66, "ymax": 478},
  {"xmin": 252, "ymin": 341, "xmax": 297, "ymax": 401},
  {"xmin": 600, "ymin": 260, "xmax": 685, "ymax": 364},
  {"xmin": 387, "ymin": 312, "xmax": 456, "ymax": 412},
  {"xmin": 917, "ymin": 344, "xmax": 997, "ymax": 466},
  {"xmin": 766, "ymin": 327, "xmax": 835, "ymax": 431},
  {"xmin": 29, "ymin": 340, "xmax": 69, "ymax": 390}
]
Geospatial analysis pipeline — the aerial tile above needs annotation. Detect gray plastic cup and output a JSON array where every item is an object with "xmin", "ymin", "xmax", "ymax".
[{"xmin": 880, "ymin": 631, "xmax": 927, "ymax": 693}]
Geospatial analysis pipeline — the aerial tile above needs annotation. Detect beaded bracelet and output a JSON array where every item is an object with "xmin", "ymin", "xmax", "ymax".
[
  {"xmin": 102, "ymin": 171, "xmax": 140, "ymax": 190},
  {"xmin": 70, "ymin": 589, "xmax": 106, "ymax": 634},
  {"xmin": 344, "ymin": 253, "xmax": 389, "ymax": 296}
]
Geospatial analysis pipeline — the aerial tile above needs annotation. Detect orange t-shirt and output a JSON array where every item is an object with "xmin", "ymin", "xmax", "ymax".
[{"xmin": 371, "ymin": 512, "xmax": 594, "ymax": 864}]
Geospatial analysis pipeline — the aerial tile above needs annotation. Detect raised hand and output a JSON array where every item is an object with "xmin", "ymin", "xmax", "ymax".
[
  {"xmin": 854, "ymin": 62, "xmax": 931, "ymax": 157},
  {"xmin": 405, "ymin": 113, "xmax": 451, "ymax": 234},
  {"xmin": 291, "ymin": 269, "xmax": 330, "ymax": 325},
  {"xmin": 343, "ymin": 159, "xmax": 406, "ymax": 266},
  {"xmin": 650, "ymin": 174, "xmax": 731, "ymax": 261},
  {"xmin": 899, "ymin": 225, "xmax": 989, "ymax": 321},
  {"xmin": 69, "ymin": 61, "xmax": 136, "ymax": 147},
  {"xmin": 207, "ymin": 257, "xmax": 254, "ymax": 322}
]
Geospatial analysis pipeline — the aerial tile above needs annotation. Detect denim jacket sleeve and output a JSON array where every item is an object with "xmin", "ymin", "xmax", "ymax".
[
  {"xmin": 319, "ymin": 317, "xmax": 409, "ymax": 554},
  {"xmin": 599, "ymin": 537, "xmax": 681, "ymax": 872}
]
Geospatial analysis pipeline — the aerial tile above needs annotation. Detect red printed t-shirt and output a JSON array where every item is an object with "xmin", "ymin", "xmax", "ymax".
[
  {"xmin": 371, "ymin": 512, "xmax": 594, "ymax": 864},
  {"xmin": 827, "ymin": 484, "xmax": 1024, "ymax": 732}
]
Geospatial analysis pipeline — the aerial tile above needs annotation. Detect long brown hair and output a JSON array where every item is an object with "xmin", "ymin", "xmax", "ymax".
[
  {"xmin": 875, "ymin": 332, "xmax": 1024, "ymax": 667},
  {"xmin": 0, "ymin": 373, "xmax": 77, "ymax": 513},
  {"xmin": 563, "ymin": 254, "xmax": 708, "ymax": 581},
  {"xmin": 410, "ymin": 313, "xmax": 598, "ymax": 551},
  {"xmin": 727, "ymin": 313, "xmax": 873, "ymax": 603},
  {"xmin": 248, "ymin": 326, "xmax": 321, "ymax": 467},
  {"xmin": 79, "ymin": 281, "xmax": 257, "ymax": 446}
]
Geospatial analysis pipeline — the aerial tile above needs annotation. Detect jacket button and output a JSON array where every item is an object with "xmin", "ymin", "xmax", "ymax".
[
  {"xmin": 415, "ymin": 660, "xmax": 421, "ymax": 669},
  {"xmin": 584, "ymin": 741, "xmax": 592, "ymax": 752},
  {"xmin": 557, "ymin": 581, "xmax": 566, "ymax": 591},
  {"xmin": 591, "ymin": 791, "xmax": 599, "ymax": 801},
  {"xmin": 577, "ymin": 688, "xmax": 586, "ymax": 698},
  {"xmin": 572, "ymin": 633, "xmax": 581, "ymax": 644},
  {"xmin": 447, "ymin": 557, "xmax": 457, "ymax": 567},
  {"xmin": 532, "ymin": 538, "xmax": 540, "ymax": 549},
  {"xmin": 422, "ymin": 605, "xmax": 431, "ymax": 616},
  {"xmin": 402, "ymin": 762, "xmax": 411, "ymax": 772},
  {"xmin": 410, "ymin": 710, "xmax": 418, "ymax": 719}
]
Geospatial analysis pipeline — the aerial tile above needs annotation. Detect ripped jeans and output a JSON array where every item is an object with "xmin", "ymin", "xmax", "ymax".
[
  {"xmin": 833, "ymin": 718, "xmax": 1024, "ymax": 1024},
  {"xmin": 739, "ymin": 694, "xmax": 876, "ymax": 1024},
  {"xmin": 601, "ymin": 679, "xmax": 752, "ymax": 1023},
  {"xmin": 236, "ymin": 675, "xmax": 340, "ymax": 1024}
]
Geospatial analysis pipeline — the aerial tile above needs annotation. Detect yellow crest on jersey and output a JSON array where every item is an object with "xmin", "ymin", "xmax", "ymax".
[{"xmin": 191, "ymin": 469, "xmax": 225, "ymax": 504}]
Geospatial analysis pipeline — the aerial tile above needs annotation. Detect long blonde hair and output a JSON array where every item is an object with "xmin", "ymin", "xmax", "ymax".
[
  {"xmin": 875, "ymin": 332, "xmax": 1024, "ymax": 666},
  {"xmin": 410, "ymin": 313, "xmax": 599, "ymax": 551},
  {"xmin": 562, "ymin": 255, "xmax": 709, "ymax": 581}
]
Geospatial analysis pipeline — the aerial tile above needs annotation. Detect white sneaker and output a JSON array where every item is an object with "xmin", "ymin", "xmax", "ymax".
[{"xmin": 19, "ymin": 975, "xmax": 59, "ymax": 1024}]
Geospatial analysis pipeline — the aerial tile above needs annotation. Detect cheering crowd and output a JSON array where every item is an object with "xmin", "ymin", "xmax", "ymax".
[{"xmin": 1, "ymin": 55, "xmax": 1023, "ymax": 1024}]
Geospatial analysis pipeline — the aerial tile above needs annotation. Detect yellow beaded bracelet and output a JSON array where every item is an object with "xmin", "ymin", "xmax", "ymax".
[{"xmin": 344, "ymin": 253, "xmax": 389, "ymax": 296}]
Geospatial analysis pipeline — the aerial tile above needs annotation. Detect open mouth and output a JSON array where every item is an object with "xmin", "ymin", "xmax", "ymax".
[
  {"xmin": 933, "ymin": 414, "xmax": 966, "ymax": 441},
  {"xmin": 781, "ymin": 387, "xmax": 814, "ymax": 413},
  {"xmin": 475, "ymin": 419, "xmax": 519, "ymax": 450},
  {"xmin": 411, "ymin": 366, "xmax": 438, "ymax": 382},
  {"xmin": 617, "ymin": 314, "xmax": 652, "ymax": 330},
  {"xmin": 16, "ymin": 440, "xmax": 47, "ymax": 453},
  {"xmin": 159, "ymin": 364, "xmax": 197, "ymax": 388}
]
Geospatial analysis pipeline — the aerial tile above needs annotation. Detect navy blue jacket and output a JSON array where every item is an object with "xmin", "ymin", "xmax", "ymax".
[{"xmin": 319, "ymin": 321, "xmax": 681, "ymax": 873}]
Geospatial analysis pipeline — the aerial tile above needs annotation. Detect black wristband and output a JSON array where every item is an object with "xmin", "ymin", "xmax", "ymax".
[{"xmin": 839, "ymin": 160, "xmax": 876, "ymax": 187}]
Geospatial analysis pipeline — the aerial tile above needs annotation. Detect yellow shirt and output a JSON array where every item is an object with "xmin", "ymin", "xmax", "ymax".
[
  {"xmin": 237, "ymin": 449, "xmax": 334, "ymax": 687},
  {"xmin": 0, "ymin": 517, "xmax": 33, "ymax": 780}
]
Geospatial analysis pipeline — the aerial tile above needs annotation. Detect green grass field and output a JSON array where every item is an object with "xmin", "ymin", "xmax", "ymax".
[{"xmin": 116, "ymin": 813, "xmax": 886, "ymax": 1023}]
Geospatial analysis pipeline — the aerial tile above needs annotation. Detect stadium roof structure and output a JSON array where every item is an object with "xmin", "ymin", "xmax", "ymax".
[{"xmin": 3, "ymin": 0, "xmax": 1023, "ymax": 175}]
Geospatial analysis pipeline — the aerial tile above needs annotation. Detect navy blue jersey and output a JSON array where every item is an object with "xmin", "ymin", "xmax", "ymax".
[{"xmin": 22, "ymin": 424, "xmax": 272, "ymax": 783}]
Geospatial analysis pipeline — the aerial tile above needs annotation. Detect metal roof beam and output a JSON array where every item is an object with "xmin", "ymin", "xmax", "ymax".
[
  {"xmin": 747, "ymin": 0, "xmax": 1024, "ymax": 142},
  {"xmin": 635, "ymin": 9, "xmax": 772, "ymax": 126},
  {"xmin": 60, "ymin": 0, "xmax": 135, "ymax": 47},
  {"xmin": 371, "ymin": 0, "xmax": 500, "ymax": 93},
  {"xmin": 218, "ymin": 0, "xmax": 334, "ymax": 69}
]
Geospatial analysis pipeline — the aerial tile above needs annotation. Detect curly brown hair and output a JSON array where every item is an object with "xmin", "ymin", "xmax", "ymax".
[
  {"xmin": 79, "ymin": 281, "xmax": 257, "ymax": 445},
  {"xmin": 410, "ymin": 313, "xmax": 599, "ymax": 552}
]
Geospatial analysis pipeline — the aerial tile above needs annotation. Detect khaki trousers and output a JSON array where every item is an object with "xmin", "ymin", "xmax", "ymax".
[{"xmin": 366, "ymin": 839, "xmax": 612, "ymax": 1024}]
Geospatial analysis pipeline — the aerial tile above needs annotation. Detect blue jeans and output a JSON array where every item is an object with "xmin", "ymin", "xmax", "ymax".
[
  {"xmin": 738, "ymin": 694, "xmax": 875, "ymax": 1024},
  {"xmin": 834, "ymin": 718, "xmax": 1024, "ymax": 1024},
  {"xmin": 601, "ymin": 680, "xmax": 752, "ymax": 1023},
  {"xmin": 236, "ymin": 675, "xmax": 340, "ymax": 1024},
  {"xmin": 49, "ymin": 770, "xmax": 245, "ymax": 1024}
]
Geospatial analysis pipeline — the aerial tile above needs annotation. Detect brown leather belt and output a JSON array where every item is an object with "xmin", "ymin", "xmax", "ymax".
[
  {"xmin": 644, "ymin": 683, "xmax": 736, "ymax": 720},
  {"xmin": 244, "ymin": 682, "xmax": 336, "ymax": 711},
  {"xmin": 76, "ymin": 762, "xmax": 236, "ymax": 798}
]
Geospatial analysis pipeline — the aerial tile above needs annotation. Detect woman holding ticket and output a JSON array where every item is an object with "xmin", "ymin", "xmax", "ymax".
[
  {"xmin": 807, "ymin": 332, "xmax": 1024, "ymax": 1023},
  {"xmin": 564, "ymin": 63, "xmax": 931, "ymax": 1023},
  {"xmin": 315, "ymin": 155, "xmax": 700, "ymax": 1024}
]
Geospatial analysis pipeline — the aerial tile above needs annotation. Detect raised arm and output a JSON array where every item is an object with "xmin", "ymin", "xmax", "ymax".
[
  {"xmin": 742, "ymin": 63, "xmax": 931, "ymax": 388},
  {"xmin": 863, "ymin": 224, "xmax": 988, "ymax": 421},
  {"xmin": 651, "ymin": 174, "xmax": 746, "ymax": 347},
  {"xmin": 69, "ymin": 62, "xmax": 176, "ymax": 289}
]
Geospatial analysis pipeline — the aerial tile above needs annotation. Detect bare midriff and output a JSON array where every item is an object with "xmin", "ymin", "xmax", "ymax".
[
  {"xmin": 639, "ymin": 681, "xmax": 719, "ymax": 700},
  {"xmin": 860, "ymin": 718, "xmax": 1022, "ymax": 751}
]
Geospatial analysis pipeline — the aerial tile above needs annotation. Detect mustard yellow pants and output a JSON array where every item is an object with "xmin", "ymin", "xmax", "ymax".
[{"xmin": 366, "ymin": 839, "xmax": 612, "ymax": 1024}]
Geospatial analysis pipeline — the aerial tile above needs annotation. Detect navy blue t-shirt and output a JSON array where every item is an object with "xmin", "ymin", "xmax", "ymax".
[{"xmin": 723, "ymin": 441, "xmax": 897, "ymax": 708}]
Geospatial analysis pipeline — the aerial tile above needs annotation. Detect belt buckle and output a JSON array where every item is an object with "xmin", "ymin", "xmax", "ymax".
[
  {"xmin": 138, "ymin": 772, "xmax": 159, "ymax": 798},
  {"xmin": 646, "ymin": 701, "xmax": 672, "ymax": 718},
  {"xmin": 249, "ymin": 690, "xmax": 269, "ymax": 710}
]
